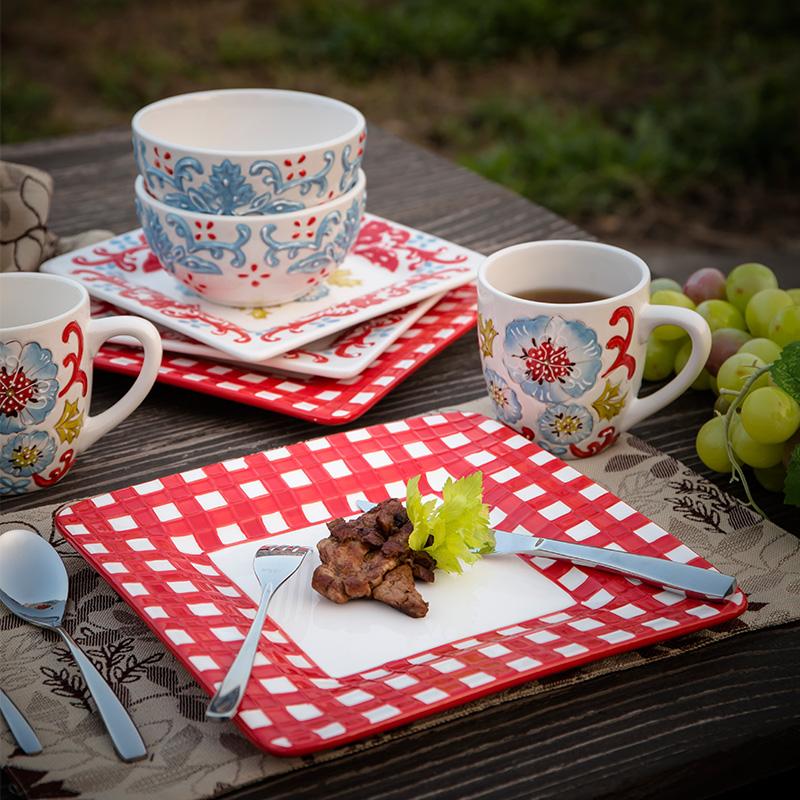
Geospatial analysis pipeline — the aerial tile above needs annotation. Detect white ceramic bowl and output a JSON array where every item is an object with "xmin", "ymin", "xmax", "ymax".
[
  {"xmin": 132, "ymin": 89, "xmax": 366, "ymax": 216},
  {"xmin": 134, "ymin": 170, "xmax": 366, "ymax": 307}
]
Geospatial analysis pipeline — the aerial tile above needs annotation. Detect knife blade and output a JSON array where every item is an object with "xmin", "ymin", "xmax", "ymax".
[{"xmin": 489, "ymin": 529, "xmax": 737, "ymax": 601}]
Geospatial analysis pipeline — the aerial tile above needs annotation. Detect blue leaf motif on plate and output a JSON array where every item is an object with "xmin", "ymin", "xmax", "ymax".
[{"xmin": 503, "ymin": 315, "xmax": 602, "ymax": 402}]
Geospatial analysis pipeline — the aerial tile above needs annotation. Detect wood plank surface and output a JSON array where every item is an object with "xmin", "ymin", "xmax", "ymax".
[{"xmin": 2, "ymin": 127, "xmax": 798, "ymax": 798}]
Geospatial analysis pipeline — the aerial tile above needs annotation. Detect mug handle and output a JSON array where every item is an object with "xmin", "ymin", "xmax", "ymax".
[
  {"xmin": 624, "ymin": 305, "xmax": 711, "ymax": 429},
  {"xmin": 78, "ymin": 316, "xmax": 163, "ymax": 453}
]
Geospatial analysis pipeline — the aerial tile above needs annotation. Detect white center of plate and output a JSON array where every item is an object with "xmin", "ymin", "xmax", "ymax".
[{"xmin": 209, "ymin": 523, "xmax": 575, "ymax": 678}]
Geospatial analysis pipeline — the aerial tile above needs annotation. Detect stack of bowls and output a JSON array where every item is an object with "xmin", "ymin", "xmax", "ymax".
[{"xmin": 132, "ymin": 89, "xmax": 367, "ymax": 307}]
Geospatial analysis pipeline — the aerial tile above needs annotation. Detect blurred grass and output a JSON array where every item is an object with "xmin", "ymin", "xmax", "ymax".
[{"xmin": 1, "ymin": 0, "xmax": 798, "ymax": 235}]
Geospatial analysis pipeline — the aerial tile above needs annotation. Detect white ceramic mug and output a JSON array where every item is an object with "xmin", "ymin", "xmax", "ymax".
[
  {"xmin": 477, "ymin": 240, "xmax": 711, "ymax": 459},
  {"xmin": 0, "ymin": 273, "xmax": 162, "ymax": 494}
]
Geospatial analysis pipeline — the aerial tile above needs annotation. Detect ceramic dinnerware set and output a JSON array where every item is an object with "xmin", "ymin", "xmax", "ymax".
[{"xmin": 1, "ymin": 88, "xmax": 736, "ymax": 768}]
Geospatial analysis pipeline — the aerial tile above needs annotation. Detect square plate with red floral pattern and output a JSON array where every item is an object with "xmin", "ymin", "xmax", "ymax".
[
  {"xmin": 93, "ymin": 285, "xmax": 477, "ymax": 424},
  {"xmin": 41, "ymin": 214, "xmax": 483, "ymax": 361},
  {"xmin": 55, "ymin": 412, "xmax": 746, "ymax": 757},
  {"xmin": 92, "ymin": 291, "xmax": 442, "ymax": 379}
]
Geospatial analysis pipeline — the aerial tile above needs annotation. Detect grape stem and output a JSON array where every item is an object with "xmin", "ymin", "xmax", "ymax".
[{"xmin": 721, "ymin": 365, "xmax": 771, "ymax": 518}]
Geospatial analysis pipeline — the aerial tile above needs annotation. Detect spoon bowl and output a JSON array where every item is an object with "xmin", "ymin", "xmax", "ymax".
[
  {"xmin": 0, "ymin": 528, "xmax": 146, "ymax": 762},
  {"xmin": 0, "ymin": 528, "xmax": 68, "ymax": 629}
]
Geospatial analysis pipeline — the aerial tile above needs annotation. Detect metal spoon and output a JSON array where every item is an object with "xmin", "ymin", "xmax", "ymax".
[
  {"xmin": 0, "ymin": 528, "xmax": 146, "ymax": 762},
  {"xmin": 206, "ymin": 544, "xmax": 309, "ymax": 720}
]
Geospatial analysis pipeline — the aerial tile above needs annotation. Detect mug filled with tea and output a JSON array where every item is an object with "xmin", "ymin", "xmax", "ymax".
[{"xmin": 477, "ymin": 240, "xmax": 712, "ymax": 458}]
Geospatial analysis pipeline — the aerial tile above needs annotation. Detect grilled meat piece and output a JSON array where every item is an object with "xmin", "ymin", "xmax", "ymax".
[
  {"xmin": 373, "ymin": 564, "xmax": 428, "ymax": 618},
  {"xmin": 311, "ymin": 498, "xmax": 433, "ymax": 617}
]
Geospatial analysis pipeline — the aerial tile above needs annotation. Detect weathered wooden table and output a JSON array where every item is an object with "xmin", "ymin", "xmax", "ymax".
[{"xmin": 3, "ymin": 128, "xmax": 798, "ymax": 798}]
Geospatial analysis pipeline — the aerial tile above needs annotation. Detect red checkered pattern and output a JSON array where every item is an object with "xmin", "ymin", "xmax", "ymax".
[
  {"xmin": 93, "ymin": 286, "xmax": 477, "ymax": 424},
  {"xmin": 55, "ymin": 412, "xmax": 746, "ymax": 756}
]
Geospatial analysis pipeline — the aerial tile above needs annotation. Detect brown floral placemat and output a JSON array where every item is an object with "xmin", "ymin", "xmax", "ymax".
[{"xmin": 2, "ymin": 406, "xmax": 799, "ymax": 800}]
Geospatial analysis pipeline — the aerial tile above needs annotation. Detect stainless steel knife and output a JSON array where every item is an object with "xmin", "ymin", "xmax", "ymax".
[
  {"xmin": 488, "ymin": 529, "xmax": 736, "ymax": 601},
  {"xmin": 354, "ymin": 500, "xmax": 736, "ymax": 601}
]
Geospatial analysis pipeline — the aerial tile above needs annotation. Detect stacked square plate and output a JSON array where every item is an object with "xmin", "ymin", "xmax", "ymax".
[{"xmin": 41, "ymin": 215, "xmax": 484, "ymax": 423}]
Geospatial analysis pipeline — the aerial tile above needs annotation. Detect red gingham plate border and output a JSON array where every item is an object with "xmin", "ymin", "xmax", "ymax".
[
  {"xmin": 93, "ymin": 285, "xmax": 477, "ymax": 424},
  {"xmin": 55, "ymin": 412, "xmax": 746, "ymax": 757}
]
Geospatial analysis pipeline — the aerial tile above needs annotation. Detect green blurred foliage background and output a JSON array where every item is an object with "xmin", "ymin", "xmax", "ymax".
[{"xmin": 2, "ymin": 0, "xmax": 798, "ymax": 241}]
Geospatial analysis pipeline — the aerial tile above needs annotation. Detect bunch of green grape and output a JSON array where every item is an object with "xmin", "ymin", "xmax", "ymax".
[{"xmin": 644, "ymin": 263, "xmax": 800, "ymax": 496}]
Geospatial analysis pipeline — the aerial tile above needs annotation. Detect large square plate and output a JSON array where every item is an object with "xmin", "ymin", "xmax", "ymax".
[
  {"xmin": 55, "ymin": 412, "xmax": 746, "ymax": 756},
  {"xmin": 41, "ymin": 215, "xmax": 483, "ymax": 361},
  {"xmin": 94, "ymin": 285, "xmax": 478, "ymax": 424}
]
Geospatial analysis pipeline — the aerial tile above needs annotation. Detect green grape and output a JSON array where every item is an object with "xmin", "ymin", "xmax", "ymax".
[
  {"xmin": 709, "ymin": 373, "xmax": 718, "ymax": 395},
  {"xmin": 714, "ymin": 394, "xmax": 734, "ymax": 415},
  {"xmin": 716, "ymin": 353, "xmax": 768, "ymax": 394},
  {"xmin": 744, "ymin": 289, "xmax": 793, "ymax": 338},
  {"xmin": 787, "ymin": 288, "xmax": 800, "ymax": 305},
  {"xmin": 725, "ymin": 263, "xmax": 778, "ymax": 313},
  {"xmin": 673, "ymin": 339, "xmax": 712, "ymax": 389},
  {"xmin": 731, "ymin": 422, "xmax": 784, "ymax": 468},
  {"xmin": 650, "ymin": 290, "xmax": 695, "ymax": 341},
  {"xmin": 738, "ymin": 337, "xmax": 782, "ymax": 363},
  {"xmin": 741, "ymin": 386, "xmax": 800, "ymax": 444},
  {"xmin": 754, "ymin": 464, "xmax": 787, "ymax": 492},
  {"xmin": 644, "ymin": 337, "xmax": 678, "ymax": 381},
  {"xmin": 767, "ymin": 304, "xmax": 800, "ymax": 347},
  {"xmin": 696, "ymin": 416, "xmax": 733, "ymax": 473},
  {"xmin": 696, "ymin": 299, "xmax": 746, "ymax": 333},
  {"xmin": 650, "ymin": 277, "xmax": 683, "ymax": 295}
]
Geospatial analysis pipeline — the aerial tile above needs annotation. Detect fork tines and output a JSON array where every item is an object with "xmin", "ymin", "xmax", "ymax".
[{"xmin": 257, "ymin": 545, "xmax": 310, "ymax": 556}]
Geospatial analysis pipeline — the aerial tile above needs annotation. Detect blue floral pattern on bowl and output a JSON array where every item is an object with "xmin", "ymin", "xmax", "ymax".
[
  {"xmin": 135, "ymin": 199, "xmax": 251, "ymax": 276},
  {"xmin": 503, "ymin": 315, "xmax": 603, "ymax": 403},
  {"xmin": 134, "ymin": 135, "xmax": 364, "ymax": 217},
  {"xmin": 135, "ymin": 170, "xmax": 366, "ymax": 307}
]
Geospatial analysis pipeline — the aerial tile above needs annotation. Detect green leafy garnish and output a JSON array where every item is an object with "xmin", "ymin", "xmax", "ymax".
[{"xmin": 406, "ymin": 471, "xmax": 494, "ymax": 574}]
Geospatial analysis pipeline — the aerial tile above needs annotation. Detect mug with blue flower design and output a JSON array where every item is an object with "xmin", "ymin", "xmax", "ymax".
[
  {"xmin": 1, "ymin": 273, "xmax": 162, "ymax": 495},
  {"xmin": 477, "ymin": 240, "xmax": 712, "ymax": 459}
]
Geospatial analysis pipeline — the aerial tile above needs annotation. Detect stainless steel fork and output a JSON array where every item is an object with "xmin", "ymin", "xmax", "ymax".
[{"xmin": 206, "ymin": 544, "xmax": 309, "ymax": 720}]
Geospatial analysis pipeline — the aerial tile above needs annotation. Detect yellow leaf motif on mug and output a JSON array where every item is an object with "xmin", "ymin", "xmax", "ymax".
[
  {"xmin": 478, "ymin": 313, "xmax": 498, "ymax": 358},
  {"xmin": 55, "ymin": 399, "xmax": 84, "ymax": 444},
  {"xmin": 592, "ymin": 380, "xmax": 628, "ymax": 421}
]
